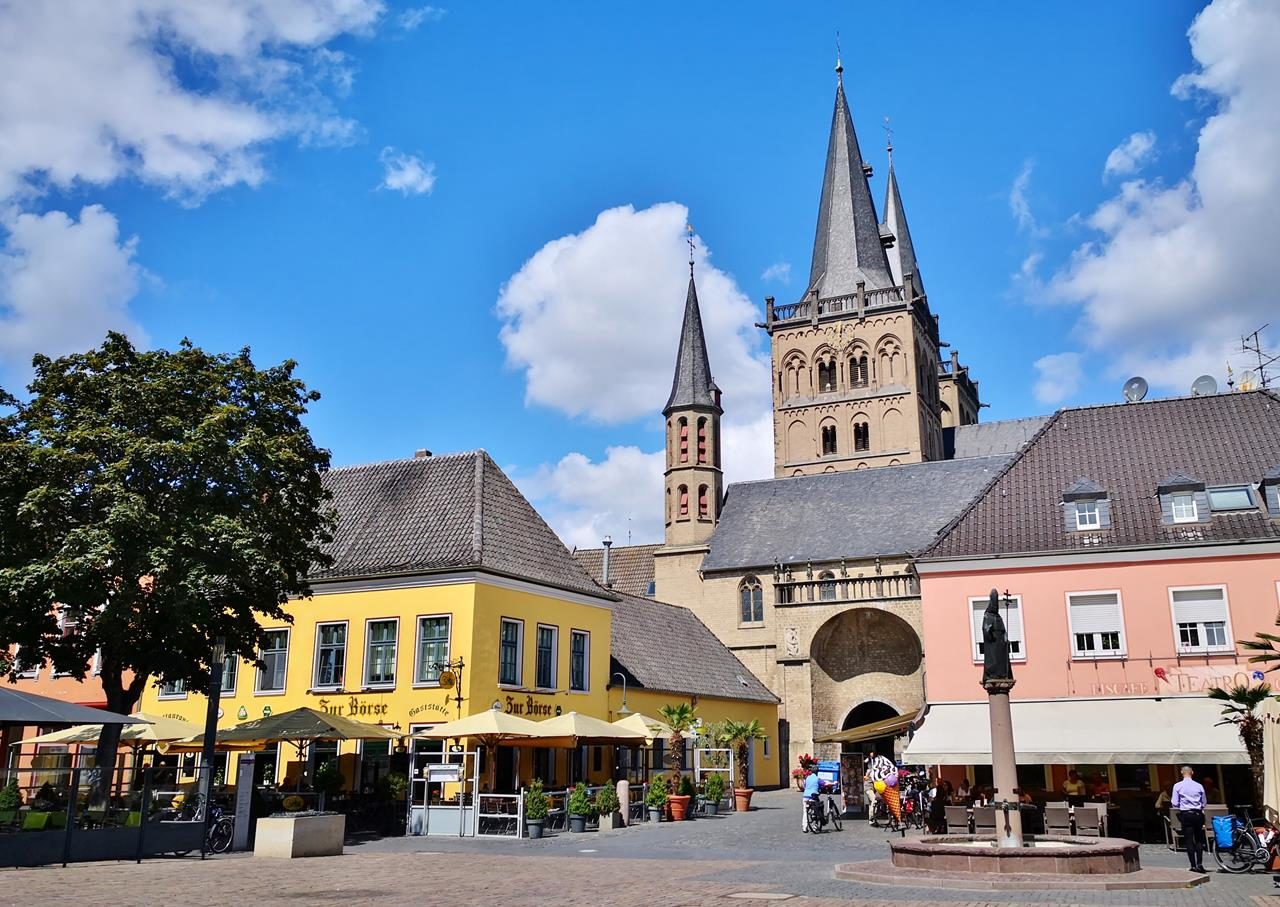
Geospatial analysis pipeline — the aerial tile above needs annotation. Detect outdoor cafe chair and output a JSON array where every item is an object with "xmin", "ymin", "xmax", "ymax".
[
  {"xmin": 1044, "ymin": 800, "xmax": 1068, "ymax": 809},
  {"xmin": 1044, "ymin": 806, "xmax": 1073, "ymax": 836},
  {"xmin": 944, "ymin": 805, "xmax": 971, "ymax": 834},
  {"xmin": 1073, "ymin": 806, "xmax": 1102, "ymax": 837},
  {"xmin": 971, "ymin": 806, "xmax": 997, "ymax": 835}
]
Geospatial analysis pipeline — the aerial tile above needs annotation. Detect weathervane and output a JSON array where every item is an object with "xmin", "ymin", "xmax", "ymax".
[
  {"xmin": 835, "ymin": 31, "xmax": 843, "ymax": 81},
  {"xmin": 883, "ymin": 116, "xmax": 894, "ymax": 162},
  {"xmin": 686, "ymin": 223, "xmax": 695, "ymax": 277}
]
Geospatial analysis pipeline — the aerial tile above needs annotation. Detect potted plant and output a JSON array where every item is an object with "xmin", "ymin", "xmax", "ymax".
[
  {"xmin": 312, "ymin": 760, "xmax": 344, "ymax": 812},
  {"xmin": 524, "ymin": 778, "xmax": 549, "ymax": 839},
  {"xmin": 645, "ymin": 774, "xmax": 669, "ymax": 822},
  {"xmin": 595, "ymin": 783, "xmax": 622, "ymax": 829},
  {"xmin": 567, "ymin": 782, "xmax": 595, "ymax": 833},
  {"xmin": 703, "ymin": 772, "xmax": 724, "ymax": 816},
  {"xmin": 670, "ymin": 775, "xmax": 694, "ymax": 821},
  {"xmin": 718, "ymin": 719, "xmax": 767, "ymax": 811},
  {"xmin": 657, "ymin": 702, "xmax": 699, "ymax": 792}
]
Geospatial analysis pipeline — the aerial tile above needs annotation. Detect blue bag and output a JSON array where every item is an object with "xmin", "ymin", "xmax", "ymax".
[{"xmin": 1212, "ymin": 814, "xmax": 1238, "ymax": 849}]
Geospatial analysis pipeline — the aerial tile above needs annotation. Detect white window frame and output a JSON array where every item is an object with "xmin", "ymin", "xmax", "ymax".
[
  {"xmin": 534, "ymin": 624, "xmax": 558, "ymax": 691},
  {"xmin": 1074, "ymin": 500, "xmax": 1101, "ymax": 530},
  {"xmin": 312, "ymin": 620, "xmax": 348, "ymax": 690},
  {"xmin": 1168, "ymin": 585, "xmax": 1234, "ymax": 654},
  {"xmin": 968, "ymin": 595, "xmax": 1026, "ymax": 664},
  {"xmin": 568, "ymin": 629, "xmax": 590, "ymax": 693},
  {"xmin": 12, "ymin": 645, "xmax": 39, "ymax": 680},
  {"xmin": 498, "ymin": 618, "xmax": 524, "ymax": 688},
  {"xmin": 363, "ymin": 617, "xmax": 399, "ymax": 690},
  {"xmin": 220, "ymin": 654, "xmax": 237, "ymax": 695},
  {"xmin": 1065, "ymin": 590, "xmax": 1127, "ymax": 659},
  {"xmin": 157, "ymin": 677, "xmax": 187, "ymax": 700},
  {"xmin": 52, "ymin": 612, "xmax": 78, "ymax": 677},
  {"xmin": 1171, "ymin": 492, "xmax": 1198, "ymax": 523},
  {"xmin": 413, "ymin": 614, "xmax": 452, "ymax": 688},
  {"xmin": 256, "ymin": 627, "xmax": 290, "ymax": 695}
]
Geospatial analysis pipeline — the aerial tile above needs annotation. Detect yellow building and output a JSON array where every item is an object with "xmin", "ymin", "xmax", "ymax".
[{"xmin": 140, "ymin": 450, "xmax": 777, "ymax": 793}]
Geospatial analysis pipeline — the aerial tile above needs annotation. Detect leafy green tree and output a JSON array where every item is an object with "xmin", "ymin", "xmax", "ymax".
[
  {"xmin": 0, "ymin": 333, "xmax": 334, "ymax": 795},
  {"xmin": 1206, "ymin": 683, "xmax": 1274, "ymax": 808}
]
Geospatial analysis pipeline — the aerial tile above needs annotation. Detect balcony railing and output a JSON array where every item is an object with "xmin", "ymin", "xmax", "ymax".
[
  {"xmin": 767, "ymin": 284, "xmax": 910, "ymax": 327},
  {"xmin": 774, "ymin": 573, "xmax": 919, "ymax": 605}
]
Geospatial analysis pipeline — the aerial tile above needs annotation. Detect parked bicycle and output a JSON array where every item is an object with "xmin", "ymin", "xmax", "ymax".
[
  {"xmin": 1214, "ymin": 809, "xmax": 1278, "ymax": 874},
  {"xmin": 803, "ymin": 783, "xmax": 842, "ymax": 834},
  {"xmin": 162, "ymin": 794, "xmax": 235, "ymax": 855}
]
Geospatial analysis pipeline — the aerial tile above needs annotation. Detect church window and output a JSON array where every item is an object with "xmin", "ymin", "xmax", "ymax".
[
  {"xmin": 849, "ymin": 354, "xmax": 869, "ymax": 387},
  {"xmin": 817, "ymin": 360, "xmax": 836, "ymax": 393},
  {"xmin": 678, "ymin": 419, "xmax": 689, "ymax": 463},
  {"xmin": 696, "ymin": 418, "xmax": 708, "ymax": 464},
  {"xmin": 678, "ymin": 485, "xmax": 689, "ymax": 519},
  {"xmin": 854, "ymin": 421, "xmax": 870, "ymax": 452},
  {"xmin": 818, "ymin": 571, "xmax": 837, "ymax": 601},
  {"xmin": 697, "ymin": 484, "xmax": 709, "ymax": 520},
  {"xmin": 665, "ymin": 489, "xmax": 672, "ymax": 525},
  {"xmin": 820, "ymin": 424, "xmax": 837, "ymax": 456},
  {"xmin": 739, "ymin": 576, "xmax": 764, "ymax": 624}
]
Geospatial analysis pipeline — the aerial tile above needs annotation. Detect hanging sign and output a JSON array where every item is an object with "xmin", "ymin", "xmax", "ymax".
[{"xmin": 437, "ymin": 670, "xmax": 457, "ymax": 690}]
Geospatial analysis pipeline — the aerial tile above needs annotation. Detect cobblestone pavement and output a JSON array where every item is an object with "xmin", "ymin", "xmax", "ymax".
[{"xmin": 3, "ymin": 790, "xmax": 1279, "ymax": 906}]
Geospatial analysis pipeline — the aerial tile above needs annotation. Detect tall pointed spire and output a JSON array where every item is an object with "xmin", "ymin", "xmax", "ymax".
[
  {"xmin": 882, "ymin": 155, "xmax": 923, "ymax": 295},
  {"xmin": 663, "ymin": 264, "xmax": 720, "ymax": 416},
  {"xmin": 805, "ymin": 74, "xmax": 894, "ymax": 299}
]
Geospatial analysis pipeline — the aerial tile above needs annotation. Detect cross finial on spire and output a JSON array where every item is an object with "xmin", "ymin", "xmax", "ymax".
[
  {"xmin": 835, "ymin": 31, "xmax": 843, "ymax": 82},
  {"xmin": 883, "ymin": 116, "xmax": 894, "ymax": 163},
  {"xmin": 686, "ymin": 223, "xmax": 695, "ymax": 277}
]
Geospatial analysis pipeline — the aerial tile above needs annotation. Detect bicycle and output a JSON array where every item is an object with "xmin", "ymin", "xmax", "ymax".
[
  {"xmin": 824, "ymin": 793, "xmax": 843, "ymax": 832},
  {"xmin": 1214, "ymin": 809, "xmax": 1278, "ymax": 874},
  {"xmin": 804, "ymin": 795, "xmax": 828, "ymax": 833},
  {"xmin": 205, "ymin": 802, "xmax": 235, "ymax": 854}
]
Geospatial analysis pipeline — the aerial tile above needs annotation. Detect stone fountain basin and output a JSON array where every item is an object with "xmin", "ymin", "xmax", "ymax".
[{"xmin": 892, "ymin": 835, "xmax": 1141, "ymax": 875}]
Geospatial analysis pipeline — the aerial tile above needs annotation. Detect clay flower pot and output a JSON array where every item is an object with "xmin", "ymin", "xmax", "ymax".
[
  {"xmin": 668, "ymin": 794, "xmax": 692, "ymax": 821},
  {"xmin": 734, "ymin": 788, "xmax": 754, "ymax": 811}
]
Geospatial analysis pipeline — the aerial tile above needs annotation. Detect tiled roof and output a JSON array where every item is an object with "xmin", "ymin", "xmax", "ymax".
[
  {"xmin": 926, "ymin": 391, "xmax": 1280, "ymax": 560},
  {"xmin": 573, "ymin": 544, "xmax": 659, "ymax": 598},
  {"xmin": 701, "ymin": 455, "xmax": 1012, "ymax": 570},
  {"xmin": 664, "ymin": 276, "xmax": 720, "ymax": 415},
  {"xmin": 314, "ymin": 451, "xmax": 609, "ymax": 599},
  {"xmin": 608, "ymin": 591, "xmax": 776, "ymax": 704},
  {"xmin": 950, "ymin": 416, "xmax": 1050, "ymax": 459}
]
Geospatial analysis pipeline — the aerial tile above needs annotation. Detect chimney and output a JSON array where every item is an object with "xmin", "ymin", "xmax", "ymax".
[
  {"xmin": 414, "ymin": 449, "xmax": 432, "ymax": 459},
  {"xmin": 601, "ymin": 535, "xmax": 613, "ymax": 588}
]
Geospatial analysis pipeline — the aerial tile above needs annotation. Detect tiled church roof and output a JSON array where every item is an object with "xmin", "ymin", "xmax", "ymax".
[{"xmin": 573, "ymin": 544, "xmax": 659, "ymax": 598}]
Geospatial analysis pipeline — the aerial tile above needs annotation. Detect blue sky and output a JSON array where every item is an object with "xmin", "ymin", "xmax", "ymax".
[{"xmin": 2, "ymin": 1, "xmax": 1276, "ymax": 547}]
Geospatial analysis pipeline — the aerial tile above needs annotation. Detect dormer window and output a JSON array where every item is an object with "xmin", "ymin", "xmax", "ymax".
[
  {"xmin": 1207, "ymin": 485, "xmax": 1255, "ymax": 512},
  {"xmin": 1075, "ymin": 500, "xmax": 1101, "ymax": 530},
  {"xmin": 1171, "ymin": 492, "xmax": 1198, "ymax": 523},
  {"xmin": 1062, "ymin": 477, "xmax": 1110, "ymax": 532},
  {"xmin": 1264, "ymin": 466, "xmax": 1280, "ymax": 516},
  {"xmin": 1158, "ymin": 473, "xmax": 1208, "ymax": 526}
]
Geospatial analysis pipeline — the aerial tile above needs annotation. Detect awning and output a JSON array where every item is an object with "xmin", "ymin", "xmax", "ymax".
[
  {"xmin": 814, "ymin": 712, "xmax": 918, "ymax": 745},
  {"xmin": 0, "ymin": 687, "xmax": 147, "ymax": 728},
  {"xmin": 903, "ymin": 696, "xmax": 1248, "ymax": 765}
]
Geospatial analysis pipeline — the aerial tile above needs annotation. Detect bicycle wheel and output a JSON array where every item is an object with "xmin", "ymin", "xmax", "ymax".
[
  {"xmin": 1215, "ymin": 828, "xmax": 1261, "ymax": 873},
  {"xmin": 208, "ymin": 818, "xmax": 234, "ymax": 854},
  {"xmin": 828, "ymin": 803, "xmax": 843, "ymax": 831}
]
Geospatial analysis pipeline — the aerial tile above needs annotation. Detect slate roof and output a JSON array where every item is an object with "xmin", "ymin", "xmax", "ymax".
[
  {"xmin": 701, "ymin": 455, "xmax": 1012, "ymax": 571},
  {"xmin": 951, "ymin": 416, "xmax": 1050, "ymax": 459},
  {"xmin": 881, "ymin": 162, "xmax": 922, "ymax": 295},
  {"xmin": 663, "ymin": 275, "xmax": 720, "ymax": 415},
  {"xmin": 573, "ymin": 544, "xmax": 659, "ymax": 598},
  {"xmin": 314, "ymin": 451, "xmax": 610, "ymax": 599},
  {"xmin": 608, "ymin": 591, "xmax": 776, "ymax": 704},
  {"xmin": 925, "ymin": 391, "xmax": 1280, "ymax": 560},
  {"xmin": 805, "ymin": 77, "xmax": 894, "ymax": 300}
]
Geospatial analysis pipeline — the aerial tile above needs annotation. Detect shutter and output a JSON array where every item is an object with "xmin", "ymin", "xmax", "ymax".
[
  {"xmin": 1097, "ymin": 499, "xmax": 1113, "ymax": 528},
  {"xmin": 1062, "ymin": 503, "xmax": 1078, "ymax": 532},
  {"xmin": 1069, "ymin": 593, "xmax": 1121, "ymax": 634},
  {"xmin": 1005, "ymin": 601, "xmax": 1024, "ymax": 643},
  {"xmin": 972, "ymin": 599, "xmax": 1024, "ymax": 650},
  {"xmin": 970, "ymin": 602, "xmax": 984, "ymax": 658},
  {"xmin": 1171, "ymin": 588, "xmax": 1226, "ymax": 624}
]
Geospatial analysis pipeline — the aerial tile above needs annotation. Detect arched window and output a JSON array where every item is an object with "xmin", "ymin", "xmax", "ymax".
[
  {"xmin": 696, "ymin": 418, "xmax": 708, "ymax": 464},
  {"xmin": 678, "ymin": 418, "xmax": 689, "ymax": 463},
  {"xmin": 697, "ymin": 484, "xmax": 709, "ymax": 520},
  {"xmin": 848, "ymin": 354, "xmax": 869, "ymax": 387},
  {"xmin": 854, "ymin": 421, "xmax": 870, "ymax": 452},
  {"xmin": 665, "ymin": 488, "xmax": 672, "ymax": 525},
  {"xmin": 677, "ymin": 485, "xmax": 689, "ymax": 519},
  {"xmin": 817, "ymin": 360, "xmax": 835, "ymax": 393},
  {"xmin": 739, "ymin": 576, "xmax": 764, "ymax": 623},
  {"xmin": 821, "ymin": 424, "xmax": 837, "ymax": 456},
  {"xmin": 818, "ymin": 571, "xmax": 837, "ymax": 601}
]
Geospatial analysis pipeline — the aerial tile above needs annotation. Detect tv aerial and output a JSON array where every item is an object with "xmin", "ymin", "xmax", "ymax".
[
  {"xmin": 1191, "ymin": 375, "xmax": 1218, "ymax": 396},
  {"xmin": 1122, "ymin": 376, "xmax": 1148, "ymax": 402}
]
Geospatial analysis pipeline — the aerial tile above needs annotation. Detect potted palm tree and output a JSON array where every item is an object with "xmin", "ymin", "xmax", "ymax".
[
  {"xmin": 1207, "ymin": 682, "xmax": 1274, "ymax": 807},
  {"xmin": 525, "ymin": 778, "xmax": 549, "ymax": 839},
  {"xmin": 658, "ymin": 702, "xmax": 698, "ymax": 812},
  {"xmin": 567, "ymin": 782, "xmax": 595, "ymax": 833},
  {"xmin": 718, "ymin": 718, "xmax": 767, "ymax": 811},
  {"xmin": 703, "ymin": 771, "xmax": 724, "ymax": 816},
  {"xmin": 645, "ymin": 774, "xmax": 669, "ymax": 823}
]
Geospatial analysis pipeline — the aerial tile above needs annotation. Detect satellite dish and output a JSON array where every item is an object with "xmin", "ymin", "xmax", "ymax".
[
  {"xmin": 1240, "ymin": 370, "xmax": 1259, "ymax": 392},
  {"xmin": 1122, "ymin": 376, "xmax": 1148, "ymax": 402},
  {"xmin": 1191, "ymin": 375, "xmax": 1218, "ymax": 396}
]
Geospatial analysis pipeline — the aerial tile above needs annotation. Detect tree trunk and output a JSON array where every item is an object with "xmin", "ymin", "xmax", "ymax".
[
  {"xmin": 92, "ymin": 667, "xmax": 147, "ymax": 806},
  {"xmin": 1249, "ymin": 743, "xmax": 1266, "ymax": 809}
]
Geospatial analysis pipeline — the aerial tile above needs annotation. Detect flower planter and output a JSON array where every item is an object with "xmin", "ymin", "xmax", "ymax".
[
  {"xmin": 254, "ymin": 814, "xmax": 345, "ymax": 859},
  {"xmin": 734, "ymin": 788, "xmax": 754, "ymax": 812},
  {"xmin": 568, "ymin": 813, "xmax": 588, "ymax": 833},
  {"xmin": 526, "ymin": 819, "xmax": 544, "ymax": 839},
  {"xmin": 705, "ymin": 801, "xmax": 719, "ymax": 816},
  {"xmin": 648, "ymin": 807, "xmax": 663, "ymax": 823},
  {"xmin": 668, "ymin": 794, "xmax": 692, "ymax": 821}
]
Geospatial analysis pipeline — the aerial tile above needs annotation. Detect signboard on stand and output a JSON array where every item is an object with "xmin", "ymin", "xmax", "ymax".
[{"xmin": 232, "ymin": 752, "xmax": 256, "ymax": 852}]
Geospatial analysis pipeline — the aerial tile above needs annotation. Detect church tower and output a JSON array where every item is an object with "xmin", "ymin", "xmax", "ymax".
[
  {"xmin": 661, "ymin": 268, "xmax": 723, "ymax": 548},
  {"xmin": 763, "ymin": 62, "xmax": 953, "ymax": 477}
]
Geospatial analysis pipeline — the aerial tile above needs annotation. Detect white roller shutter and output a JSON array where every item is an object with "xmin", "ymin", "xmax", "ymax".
[
  {"xmin": 1069, "ymin": 592, "xmax": 1122, "ymax": 634},
  {"xmin": 1171, "ymin": 588, "xmax": 1227, "ymax": 624}
]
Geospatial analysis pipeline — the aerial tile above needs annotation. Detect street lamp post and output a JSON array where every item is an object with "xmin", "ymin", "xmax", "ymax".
[
  {"xmin": 611, "ymin": 672, "xmax": 631, "ymax": 716},
  {"xmin": 199, "ymin": 636, "xmax": 225, "ymax": 855}
]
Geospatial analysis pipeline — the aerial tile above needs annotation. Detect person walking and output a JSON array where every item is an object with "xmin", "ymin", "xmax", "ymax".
[
  {"xmin": 1172, "ymin": 765, "xmax": 1208, "ymax": 873},
  {"xmin": 864, "ymin": 749, "xmax": 895, "ymax": 824}
]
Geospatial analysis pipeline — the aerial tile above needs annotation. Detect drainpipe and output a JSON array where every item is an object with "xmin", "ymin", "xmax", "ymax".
[{"xmin": 602, "ymin": 535, "xmax": 613, "ymax": 588}]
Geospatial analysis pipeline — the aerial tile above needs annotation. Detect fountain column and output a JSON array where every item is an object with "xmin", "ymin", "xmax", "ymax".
[{"xmin": 984, "ymin": 676, "xmax": 1023, "ymax": 847}]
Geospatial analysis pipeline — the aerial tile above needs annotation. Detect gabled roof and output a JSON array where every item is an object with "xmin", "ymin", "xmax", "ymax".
[
  {"xmin": 805, "ymin": 78, "xmax": 894, "ymax": 300},
  {"xmin": 609, "ymin": 591, "xmax": 776, "ymax": 704},
  {"xmin": 1158, "ymin": 471, "xmax": 1205, "ymax": 491},
  {"xmin": 701, "ymin": 455, "xmax": 1012, "ymax": 570},
  {"xmin": 315, "ymin": 451, "xmax": 610, "ymax": 599},
  {"xmin": 925, "ymin": 391, "xmax": 1280, "ymax": 560},
  {"xmin": 663, "ymin": 275, "xmax": 720, "ymax": 415},
  {"xmin": 881, "ymin": 161, "xmax": 922, "ymax": 295},
  {"xmin": 951, "ymin": 416, "xmax": 1051, "ymax": 459},
  {"xmin": 1062, "ymin": 477, "xmax": 1107, "ymax": 500},
  {"xmin": 573, "ymin": 544, "xmax": 659, "ymax": 598}
]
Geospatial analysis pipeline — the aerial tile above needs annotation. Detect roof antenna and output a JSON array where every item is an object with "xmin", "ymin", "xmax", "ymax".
[
  {"xmin": 835, "ymin": 31, "xmax": 843, "ymax": 83},
  {"xmin": 883, "ymin": 115, "xmax": 894, "ymax": 164},
  {"xmin": 686, "ymin": 222, "xmax": 695, "ymax": 278}
]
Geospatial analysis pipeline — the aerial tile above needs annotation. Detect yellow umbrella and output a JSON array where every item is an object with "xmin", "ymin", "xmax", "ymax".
[
  {"xmin": 611, "ymin": 712, "xmax": 674, "ymax": 743},
  {"xmin": 10, "ymin": 711, "xmax": 182, "ymax": 746},
  {"xmin": 415, "ymin": 709, "xmax": 544, "ymax": 792},
  {"xmin": 530, "ymin": 711, "xmax": 647, "ymax": 747}
]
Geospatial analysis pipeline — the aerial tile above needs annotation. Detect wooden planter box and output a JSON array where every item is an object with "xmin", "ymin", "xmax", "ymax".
[{"xmin": 254, "ymin": 814, "xmax": 345, "ymax": 859}]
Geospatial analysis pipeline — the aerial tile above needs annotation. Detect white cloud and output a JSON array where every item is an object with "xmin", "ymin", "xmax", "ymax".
[
  {"xmin": 1047, "ymin": 0, "xmax": 1280, "ymax": 391},
  {"xmin": 761, "ymin": 261, "xmax": 791, "ymax": 283},
  {"xmin": 378, "ymin": 147, "xmax": 437, "ymax": 195},
  {"xmin": 1009, "ymin": 159, "xmax": 1044, "ymax": 236},
  {"xmin": 1032, "ymin": 352, "xmax": 1083, "ymax": 405},
  {"xmin": 0, "ymin": 206, "xmax": 144, "ymax": 377},
  {"xmin": 499, "ymin": 202, "xmax": 776, "ymax": 545},
  {"xmin": 399, "ymin": 6, "xmax": 446, "ymax": 30},
  {"xmin": 1103, "ymin": 131, "xmax": 1157, "ymax": 179}
]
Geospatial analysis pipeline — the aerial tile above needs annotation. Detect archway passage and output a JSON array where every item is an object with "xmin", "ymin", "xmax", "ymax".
[
  {"xmin": 811, "ymin": 608, "xmax": 923, "ymax": 680},
  {"xmin": 841, "ymin": 700, "xmax": 900, "ymax": 757}
]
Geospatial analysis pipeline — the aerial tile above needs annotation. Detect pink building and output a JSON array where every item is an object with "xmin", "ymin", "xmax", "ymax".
[{"xmin": 909, "ymin": 391, "xmax": 1280, "ymax": 829}]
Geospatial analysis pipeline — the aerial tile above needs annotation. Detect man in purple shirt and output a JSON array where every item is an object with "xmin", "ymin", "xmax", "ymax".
[{"xmin": 1172, "ymin": 766, "xmax": 1208, "ymax": 872}]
